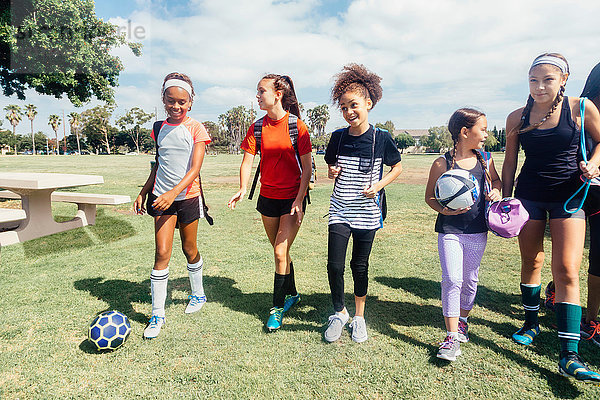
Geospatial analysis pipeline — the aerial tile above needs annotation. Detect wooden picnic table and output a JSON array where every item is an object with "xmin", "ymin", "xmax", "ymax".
[{"xmin": 0, "ymin": 172, "xmax": 104, "ymax": 246}]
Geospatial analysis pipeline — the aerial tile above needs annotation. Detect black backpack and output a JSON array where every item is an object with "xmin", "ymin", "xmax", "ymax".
[
  {"xmin": 247, "ymin": 114, "xmax": 312, "ymax": 204},
  {"xmin": 152, "ymin": 121, "xmax": 213, "ymax": 225}
]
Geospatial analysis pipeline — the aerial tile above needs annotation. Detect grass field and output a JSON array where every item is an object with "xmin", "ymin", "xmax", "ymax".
[{"xmin": 0, "ymin": 153, "xmax": 598, "ymax": 399}]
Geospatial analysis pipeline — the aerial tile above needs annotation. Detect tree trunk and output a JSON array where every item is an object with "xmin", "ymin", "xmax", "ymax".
[
  {"xmin": 54, "ymin": 130, "xmax": 58, "ymax": 154},
  {"xmin": 31, "ymin": 120, "xmax": 36, "ymax": 155},
  {"xmin": 76, "ymin": 129, "xmax": 81, "ymax": 155}
]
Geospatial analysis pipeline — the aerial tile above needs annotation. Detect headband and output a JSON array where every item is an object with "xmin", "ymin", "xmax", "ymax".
[
  {"xmin": 530, "ymin": 55, "xmax": 569, "ymax": 75},
  {"xmin": 162, "ymin": 79, "xmax": 193, "ymax": 99}
]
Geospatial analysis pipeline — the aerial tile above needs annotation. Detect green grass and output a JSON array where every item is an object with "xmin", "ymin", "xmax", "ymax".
[{"xmin": 0, "ymin": 153, "xmax": 598, "ymax": 399}]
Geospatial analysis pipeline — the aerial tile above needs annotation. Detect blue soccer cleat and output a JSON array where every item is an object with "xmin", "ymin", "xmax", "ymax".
[
  {"xmin": 558, "ymin": 351, "xmax": 600, "ymax": 383},
  {"xmin": 283, "ymin": 294, "xmax": 301, "ymax": 313},
  {"xmin": 512, "ymin": 324, "xmax": 540, "ymax": 345},
  {"xmin": 266, "ymin": 307, "xmax": 283, "ymax": 331}
]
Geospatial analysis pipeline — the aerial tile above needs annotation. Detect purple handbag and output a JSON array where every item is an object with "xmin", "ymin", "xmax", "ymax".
[{"xmin": 486, "ymin": 197, "xmax": 530, "ymax": 238}]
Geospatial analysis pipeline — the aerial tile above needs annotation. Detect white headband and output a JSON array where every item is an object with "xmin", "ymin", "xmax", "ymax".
[
  {"xmin": 162, "ymin": 79, "xmax": 193, "ymax": 99},
  {"xmin": 530, "ymin": 55, "xmax": 569, "ymax": 75}
]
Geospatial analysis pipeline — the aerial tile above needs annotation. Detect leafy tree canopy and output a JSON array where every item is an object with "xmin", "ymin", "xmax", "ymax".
[{"xmin": 0, "ymin": 0, "xmax": 141, "ymax": 106}]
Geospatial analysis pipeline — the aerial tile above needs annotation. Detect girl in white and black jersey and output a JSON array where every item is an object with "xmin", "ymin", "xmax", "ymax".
[{"xmin": 323, "ymin": 64, "xmax": 402, "ymax": 343}]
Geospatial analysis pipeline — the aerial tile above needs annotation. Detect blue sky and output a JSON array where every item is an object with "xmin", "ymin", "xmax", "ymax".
[{"xmin": 3, "ymin": 0, "xmax": 600, "ymax": 140}]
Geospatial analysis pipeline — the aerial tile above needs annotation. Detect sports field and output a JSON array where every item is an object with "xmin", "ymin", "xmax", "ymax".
[{"xmin": 0, "ymin": 153, "xmax": 597, "ymax": 399}]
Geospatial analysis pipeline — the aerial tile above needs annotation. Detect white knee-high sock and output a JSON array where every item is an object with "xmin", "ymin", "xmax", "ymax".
[
  {"xmin": 151, "ymin": 268, "xmax": 169, "ymax": 317},
  {"xmin": 187, "ymin": 257, "xmax": 204, "ymax": 297}
]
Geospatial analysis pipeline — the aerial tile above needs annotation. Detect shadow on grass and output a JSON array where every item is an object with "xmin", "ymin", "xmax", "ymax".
[
  {"xmin": 375, "ymin": 276, "xmax": 581, "ymax": 397},
  {"xmin": 21, "ymin": 209, "xmax": 136, "ymax": 258}
]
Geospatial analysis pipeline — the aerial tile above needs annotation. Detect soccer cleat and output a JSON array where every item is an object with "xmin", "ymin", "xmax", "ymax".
[
  {"xmin": 512, "ymin": 324, "xmax": 540, "ymax": 345},
  {"xmin": 437, "ymin": 335, "xmax": 461, "ymax": 361},
  {"xmin": 544, "ymin": 281, "xmax": 556, "ymax": 312},
  {"xmin": 349, "ymin": 316, "xmax": 368, "ymax": 343},
  {"xmin": 558, "ymin": 351, "xmax": 600, "ymax": 383},
  {"xmin": 324, "ymin": 311, "xmax": 350, "ymax": 343},
  {"xmin": 185, "ymin": 294, "xmax": 207, "ymax": 314},
  {"xmin": 282, "ymin": 294, "xmax": 301, "ymax": 313},
  {"xmin": 266, "ymin": 307, "xmax": 283, "ymax": 331},
  {"xmin": 580, "ymin": 318, "xmax": 600, "ymax": 348},
  {"xmin": 457, "ymin": 320, "xmax": 469, "ymax": 343},
  {"xmin": 143, "ymin": 315, "xmax": 165, "ymax": 339}
]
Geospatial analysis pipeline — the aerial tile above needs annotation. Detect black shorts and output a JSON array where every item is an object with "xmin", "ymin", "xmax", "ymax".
[
  {"xmin": 519, "ymin": 198, "xmax": 585, "ymax": 220},
  {"xmin": 256, "ymin": 195, "xmax": 306, "ymax": 218},
  {"xmin": 147, "ymin": 193, "xmax": 201, "ymax": 224}
]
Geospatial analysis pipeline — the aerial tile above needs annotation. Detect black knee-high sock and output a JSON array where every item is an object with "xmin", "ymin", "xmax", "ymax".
[
  {"xmin": 273, "ymin": 273, "xmax": 286, "ymax": 308},
  {"xmin": 285, "ymin": 261, "xmax": 298, "ymax": 296}
]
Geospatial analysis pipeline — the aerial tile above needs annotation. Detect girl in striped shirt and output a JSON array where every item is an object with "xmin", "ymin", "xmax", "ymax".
[{"xmin": 323, "ymin": 64, "xmax": 402, "ymax": 343}]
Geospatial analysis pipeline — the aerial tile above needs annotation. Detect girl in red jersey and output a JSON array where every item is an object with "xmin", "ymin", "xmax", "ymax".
[
  {"xmin": 134, "ymin": 72, "xmax": 211, "ymax": 339},
  {"xmin": 228, "ymin": 74, "xmax": 312, "ymax": 331}
]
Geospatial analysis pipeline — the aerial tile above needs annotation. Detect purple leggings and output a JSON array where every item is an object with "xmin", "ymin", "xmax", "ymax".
[{"xmin": 438, "ymin": 232, "xmax": 487, "ymax": 317}]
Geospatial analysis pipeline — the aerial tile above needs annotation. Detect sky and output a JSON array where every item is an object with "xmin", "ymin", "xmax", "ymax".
[{"xmin": 2, "ymin": 0, "xmax": 600, "ymax": 141}]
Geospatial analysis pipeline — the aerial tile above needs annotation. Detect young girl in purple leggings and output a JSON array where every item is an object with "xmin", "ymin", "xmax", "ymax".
[{"xmin": 425, "ymin": 108, "xmax": 501, "ymax": 361}]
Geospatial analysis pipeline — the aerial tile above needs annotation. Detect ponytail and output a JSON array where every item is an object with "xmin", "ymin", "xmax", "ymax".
[{"xmin": 262, "ymin": 74, "xmax": 301, "ymax": 118}]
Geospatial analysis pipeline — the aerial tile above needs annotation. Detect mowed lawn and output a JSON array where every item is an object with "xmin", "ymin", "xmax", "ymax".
[{"xmin": 0, "ymin": 153, "xmax": 598, "ymax": 399}]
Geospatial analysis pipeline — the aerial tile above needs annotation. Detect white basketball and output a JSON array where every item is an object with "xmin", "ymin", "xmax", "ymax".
[{"xmin": 435, "ymin": 169, "xmax": 479, "ymax": 210}]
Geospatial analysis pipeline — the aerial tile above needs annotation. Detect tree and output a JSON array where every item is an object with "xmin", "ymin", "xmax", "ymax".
[
  {"xmin": 81, "ymin": 104, "xmax": 115, "ymax": 154},
  {"xmin": 4, "ymin": 104, "xmax": 22, "ymax": 154},
  {"xmin": 25, "ymin": 104, "xmax": 37, "ymax": 154},
  {"xmin": 484, "ymin": 131, "xmax": 499, "ymax": 151},
  {"xmin": 116, "ymin": 107, "xmax": 154, "ymax": 154},
  {"xmin": 203, "ymin": 120, "xmax": 227, "ymax": 152},
  {"xmin": 421, "ymin": 126, "xmax": 452, "ymax": 153},
  {"xmin": 306, "ymin": 105, "xmax": 329, "ymax": 138},
  {"xmin": 68, "ymin": 112, "xmax": 81, "ymax": 154},
  {"xmin": 0, "ymin": 0, "xmax": 142, "ymax": 105},
  {"xmin": 376, "ymin": 120, "xmax": 395, "ymax": 134},
  {"xmin": 47, "ymin": 114, "xmax": 60, "ymax": 154},
  {"xmin": 219, "ymin": 106, "xmax": 256, "ymax": 153},
  {"xmin": 394, "ymin": 132, "xmax": 416, "ymax": 154}
]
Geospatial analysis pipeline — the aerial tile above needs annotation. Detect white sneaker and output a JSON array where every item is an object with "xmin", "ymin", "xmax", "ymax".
[
  {"xmin": 324, "ymin": 310, "xmax": 350, "ymax": 343},
  {"xmin": 349, "ymin": 316, "xmax": 368, "ymax": 343},
  {"xmin": 185, "ymin": 294, "xmax": 207, "ymax": 314},
  {"xmin": 143, "ymin": 315, "xmax": 165, "ymax": 339}
]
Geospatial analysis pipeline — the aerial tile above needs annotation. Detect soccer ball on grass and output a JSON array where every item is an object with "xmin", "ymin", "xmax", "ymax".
[{"xmin": 88, "ymin": 310, "xmax": 131, "ymax": 351}]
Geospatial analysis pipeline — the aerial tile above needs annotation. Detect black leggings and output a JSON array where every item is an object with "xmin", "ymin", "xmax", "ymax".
[
  {"xmin": 589, "ymin": 213, "xmax": 600, "ymax": 277},
  {"xmin": 327, "ymin": 223, "xmax": 377, "ymax": 312}
]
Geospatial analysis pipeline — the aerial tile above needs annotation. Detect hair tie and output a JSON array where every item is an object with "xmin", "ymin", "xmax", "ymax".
[{"xmin": 162, "ymin": 79, "xmax": 193, "ymax": 99}]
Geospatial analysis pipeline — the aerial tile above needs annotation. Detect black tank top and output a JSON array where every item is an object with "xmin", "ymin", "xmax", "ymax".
[
  {"xmin": 435, "ymin": 152, "xmax": 488, "ymax": 234},
  {"xmin": 515, "ymin": 97, "xmax": 581, "ymax": 202}
]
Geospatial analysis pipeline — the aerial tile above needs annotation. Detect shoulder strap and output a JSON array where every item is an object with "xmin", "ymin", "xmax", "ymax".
[
  {"xmin": 253, "ymin": 117, "xmax": 264, "ymax": 155},
  {"xmin": 288, "ymin": 114, "xmax": 299, "ymax": 151},
  {"xmin": 152, "ymin": 121, "xmax": 163, "ymax": 164}
]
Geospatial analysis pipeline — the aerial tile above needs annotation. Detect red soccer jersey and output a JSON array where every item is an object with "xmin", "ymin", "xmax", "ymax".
[{"xmin": 241, "ymin": 112, "xmax": 312, "ymax": 199}]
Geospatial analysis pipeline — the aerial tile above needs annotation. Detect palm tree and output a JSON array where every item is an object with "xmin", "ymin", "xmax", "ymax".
[
  {"xmin": 4, "ymin": 105, "xmax": 22, "ymax": 154},
  {"xmin": 68, "ymin": 112, "xmax": 81, "ymax": 155},
  {"xmin": 25, "ymin": 104, "xmax": 38, "ymax": 155},
  {"xmin": 48, "ymin": 115, "xmax": 61, "ymax": 155}
]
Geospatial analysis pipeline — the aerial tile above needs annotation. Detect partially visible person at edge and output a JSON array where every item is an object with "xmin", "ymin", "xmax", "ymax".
[
  {"xmin": 228, "ymin": 74, "xmax": 312, "ymax": 332},
  {"xmin": 545, "ymin": 62, "xmax": 600, "ymax": 348},
  {"xmin": 134, "ymin": 72, "xmax": 211, "ymax": 339},
  {"xmin": 502, "ymin": 53, "xmax": 600, "ymax": 382},
  {"xmin": 323, "ymin": 64, "xmax": 402, "ymax": 344}
]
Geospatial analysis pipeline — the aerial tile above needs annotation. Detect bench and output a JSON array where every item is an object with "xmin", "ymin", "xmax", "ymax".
[
  {"xmin": 0, "ymin": 190, "xmax": 130, "ymax": 225},
  {"xmin": 0, "ymin": 208, "xmax": 26, "ymax": 224}
]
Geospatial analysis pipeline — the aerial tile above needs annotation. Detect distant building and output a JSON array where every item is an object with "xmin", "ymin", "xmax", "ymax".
[{"xmin": 393, "ymin": 129, "xmax": 429, "ymax": 153}]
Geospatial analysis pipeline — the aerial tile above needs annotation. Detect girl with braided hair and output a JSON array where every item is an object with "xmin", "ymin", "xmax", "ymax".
[
  {"xmin": 425, "ymin": 108, "xmax": 501, "ymax": 361},
  {"xmin": 502, "ymin": 53, "xmax": 600, "ymax": 382},
  {"xmin": 323, "ymin": 64, "xmax": 402, "ymax": 343},
  {"xmin": 228, "ymin": 74, "xmax": 312, "ymax": 332}
]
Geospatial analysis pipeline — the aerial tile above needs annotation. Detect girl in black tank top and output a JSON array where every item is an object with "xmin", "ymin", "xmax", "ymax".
[{"xmin": 501, "ymin": 53, "xmax": 600, "ymax": 382}]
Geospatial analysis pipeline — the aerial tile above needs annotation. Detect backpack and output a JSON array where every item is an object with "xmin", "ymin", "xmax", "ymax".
[
  {"xmin": 333, "ymin": 127, "xmax": 387, "ymax": 221},
  {"xmin": 247, "ymin": 114, "xmax": 313, "ymax": 204},
  {"xmin": 152, "ymin": 121, "xmax": 213, "ymax": 225}
]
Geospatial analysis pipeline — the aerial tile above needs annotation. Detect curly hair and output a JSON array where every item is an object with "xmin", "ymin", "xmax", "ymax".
[
  {"xmin": 581, "ymin": 62, "xmax": 600, "ymax": 101},
  {"xmin": 162, "ymin": 72, "xmax": 195, "ymax": 100},
  {"xmin": 331, "ymin": 63, "xmax": 382, "ymax": 107}
]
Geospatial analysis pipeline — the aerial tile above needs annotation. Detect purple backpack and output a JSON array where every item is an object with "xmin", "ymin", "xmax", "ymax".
[{"xmin": 486, "ymin": 197, "xmax": 529, "ymax": 238}]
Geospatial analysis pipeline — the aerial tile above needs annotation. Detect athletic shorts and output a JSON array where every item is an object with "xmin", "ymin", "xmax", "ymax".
[
  {"xmin": 256, "ymin": 195, "xmax": 306, "ymax": 218},
  {"xmin": 147, "ymin": 193, "xmax": 201, "ymax": 224},
  {"xmin": 519, "ymin": 198, "xmax": 585, "ymax": 220}
]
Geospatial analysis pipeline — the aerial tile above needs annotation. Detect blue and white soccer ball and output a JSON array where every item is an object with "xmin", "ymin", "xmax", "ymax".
[
  {"xmin": 88, "ymin": 310, "xmax": 131, "ymax": 351},
  {"xmin": 435, "ymin": 169, "xmax": 479, "ymax": 210}
]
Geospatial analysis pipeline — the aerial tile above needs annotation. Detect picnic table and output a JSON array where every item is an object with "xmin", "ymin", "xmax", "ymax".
[{"xmin": 0, "ymin": 172, "xmax": 130, "ymax": 246}]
